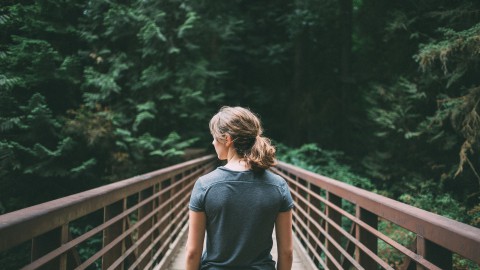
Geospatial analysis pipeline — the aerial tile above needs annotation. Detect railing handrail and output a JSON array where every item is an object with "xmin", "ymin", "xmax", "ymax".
[
  {"xmin": 0, "ymin": 154, "xmax": 216, "ymax": 253},
  {"xmin": 2, "ymin": 156, "xmax": 478, "ymax": 269},
  {"xmin": 276, "ymin": 160, "xmax": 480, "ymax": 265}
]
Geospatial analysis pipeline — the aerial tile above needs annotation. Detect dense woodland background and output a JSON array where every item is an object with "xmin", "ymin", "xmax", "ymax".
[{"xmin": 1, "ymin": 0, "xmax": 480, "ymax": 266}]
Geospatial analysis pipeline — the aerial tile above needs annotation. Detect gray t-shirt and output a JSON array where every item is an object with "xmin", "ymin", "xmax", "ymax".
[{"xmin": 189, "ymin": 166, "xmax": 294, "ymax": 270}]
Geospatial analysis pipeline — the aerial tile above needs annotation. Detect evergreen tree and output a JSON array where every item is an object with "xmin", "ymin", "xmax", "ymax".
[
  {"xmin": 0, "ymin": 0, "xmax": 224, "ymax": 213},
  {"xmin": 357, "ymin": 0, "xmax": 480, "ymax": 226},
  {"xmin": 0, "ymin": 1, "xmax": 90, "ymax": 211},
  {"xmin": 78, "ymin": 0, "xmax": 224, "ymax": 179}
]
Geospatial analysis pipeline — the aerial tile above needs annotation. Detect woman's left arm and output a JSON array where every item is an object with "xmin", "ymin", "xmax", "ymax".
[{"xmin": 186, "ymin": 210, "xmax": 206, "ymax": 270}]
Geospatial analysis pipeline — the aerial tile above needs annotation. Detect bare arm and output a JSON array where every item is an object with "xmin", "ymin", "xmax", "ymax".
[
  {"xmin": 275, "ymin": 210, "xmax": 293, "ymax": 270},
  {"xmin": 186, "ymin": 210, "xmax": 206, "ymax": 270}
]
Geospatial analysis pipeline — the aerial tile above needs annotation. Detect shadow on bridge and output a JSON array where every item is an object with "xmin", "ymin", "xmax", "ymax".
[{"xmin": 0, "ymin": 155, "xmax": 479, "ymax": 269}]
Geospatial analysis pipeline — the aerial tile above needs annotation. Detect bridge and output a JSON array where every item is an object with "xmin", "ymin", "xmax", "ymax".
[{"xmin": 0, "ymin": 155, "xmax": 479, "ymax": 269}]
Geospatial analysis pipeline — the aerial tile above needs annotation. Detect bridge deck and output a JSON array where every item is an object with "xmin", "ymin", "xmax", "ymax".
[{"xmin": 166, "ymin": 231, "xmax": 312, "ymax": 270}]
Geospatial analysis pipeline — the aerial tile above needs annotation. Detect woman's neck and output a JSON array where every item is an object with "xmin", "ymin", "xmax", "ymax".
[{"xmin": 225, "ymin": 155, "xmax": 250, "ymax": 171}]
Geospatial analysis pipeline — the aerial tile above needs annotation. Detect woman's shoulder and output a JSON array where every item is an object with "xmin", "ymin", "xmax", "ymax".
[{"xmin": 262, "ymin": 169, "xmax": 288, "ymax": 185}]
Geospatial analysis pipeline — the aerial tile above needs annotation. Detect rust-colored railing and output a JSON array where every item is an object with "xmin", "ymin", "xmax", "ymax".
[
  {"xmin": 271, "ymin": 161, "xmax": 480, "ymax": 270},
  {"xmin": 2, "ymin": 155, "xmax": 480, "ymax": 270},
  {"xmin": 0, "ymin": 155, "xmax": 216, "ymax": 270}
]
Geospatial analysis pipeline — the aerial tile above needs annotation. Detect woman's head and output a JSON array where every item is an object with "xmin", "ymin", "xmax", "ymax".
[{"xmin": 209, "ymin": 106, "xmax": 276, "ymax": 170}]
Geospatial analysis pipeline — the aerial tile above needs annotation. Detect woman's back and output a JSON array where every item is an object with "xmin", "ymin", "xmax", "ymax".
[
  {"xmin": 186, "ymin": 106, "xmax": 294, "ymax": 270},
  {"xmin": 189, "ymin": 167, "xmax": 294, "ymax": 269}
]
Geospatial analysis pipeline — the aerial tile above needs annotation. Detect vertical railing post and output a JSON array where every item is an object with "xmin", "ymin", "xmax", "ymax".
[
  {"xmin": 170, "ymin": 175, "xmax": 177, "ymax": 243},
  {"xmin": 175, "ymin": 172, "xmax": 184, "ymax": 226},
  {"xmin": 355, "ymin": 206, "xmax": 377, "ymax": 269},
  {"xmin": 152, "ymin": 182, "xmax": 161, "ymax": 252},
  {"xmin": 416, "ymin": 236, "xmax": 452, "ymax": 270},
  {"xmin": 326, "ymin": 192, "xmax": 341, "ymax": 269},
  {"xmin": 59, "ymin": 223, "xmax": 69, "ymax": 270},
  {"xmin": 308, "ymin": 184, "xmax": 322, "ymax": 264},
  {"xmin": 31, "ymin": 227, "xmax": 62, "ymax": 270},
  {"xmin": 306, "ymin": 182, "xmax": 311, "ymax": 247},
  {"xmin": 138, "ymin": 186, "xmax": 154, "ymax": 269},
  {"xmin": 180, "ymin": 170, "xmax": 186, "ymax": 211},
  {"xmin": 158, "ymin": 178, "xmax": 171, "ymax": 257},
  {"xmin": 293, "ymin": 175, "xmax": 299, "ymax": 237},
  {"xmin": 103, "ymin": 199, "xmax": 125, "ymax": 270}
]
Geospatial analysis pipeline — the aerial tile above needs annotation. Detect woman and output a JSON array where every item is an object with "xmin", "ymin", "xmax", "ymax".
[{"xmin": 186, "ymin": 106, "xmax": 294, "ymax": 270}]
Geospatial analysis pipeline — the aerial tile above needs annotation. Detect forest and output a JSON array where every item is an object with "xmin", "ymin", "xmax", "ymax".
[{"xmin": 0, "ymin": 0, "xmax": 479, "ymax": 263}]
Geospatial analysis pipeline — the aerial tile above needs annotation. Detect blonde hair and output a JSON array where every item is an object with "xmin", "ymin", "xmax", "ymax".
[{"xmin": 209, "ymin": 106, "xmax": 276, "ymax": 171}]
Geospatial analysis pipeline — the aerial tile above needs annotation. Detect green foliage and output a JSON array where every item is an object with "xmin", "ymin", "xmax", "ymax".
[
  {"xmin": 377, "ymin": 221, "xmax": 415, "ymax": 268},
  {"xmin": 400, "ymin": 192, "xmax": 466, "ymax": 221},
  {"xmin": 415, "ymin": 23, "xmax": 480, "ymax": 181},
  {"xmin": 81, "ymin": 0, "xmax": 224, "ymax": 142},
  {"xmin": 276, "ymin": 143, "xmax": 374, "ymax": 190},
  {"xmin": 1, "ymin": 2, "xmax": 221, "ymax": 266},
  {"xmin": 416, "ymin": 23, "xmax": 480, "ymax": 74},
  {"xmin": 358, "ymin": 0, "xmax": 480, "ymax": 234},
  {"xmin": 398, "ymin": 191, "xmax": 479, "ymax": 269},
  {"xmin": 467, "ymin": 204, "xmax": 480, "ymax": 227},
  {"xmin": 133, "ymin": 101, "xmax": 156, "ymax": 131},
  {"xmin": 366, "ymin": 78, "xmax": 426, "ymax": 139},
  {"xmin": 0, "ymin": 93, "xmax": 91, "ymax": 210},
  {"xmin": 0, "ymin": 0, "xmax": 224, "ymax": 215},
  {"xmin": 64, "ymin": 105, "xmax": 113, "ymax": 147},
  {"xmin": 70, "ymin": 225, "xmax": 102, "ymax": 269},
  {"xmin": 0, "ymin": 243, "xmax": 30, "ymax": 270}
]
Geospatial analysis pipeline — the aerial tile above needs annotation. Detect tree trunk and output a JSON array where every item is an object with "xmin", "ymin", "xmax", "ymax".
[
  {"xmin": 287, "ymin": 30, "xmax": 309, "ymax": 146},
  {"xmin": 339, "ymin": 0, "xmax": 353, "ymax": 148}
]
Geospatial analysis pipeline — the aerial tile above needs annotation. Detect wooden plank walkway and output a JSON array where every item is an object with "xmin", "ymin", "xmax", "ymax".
[{"xmin": 166, "ymin": 231, "xmax": 314, "ymax": 270}]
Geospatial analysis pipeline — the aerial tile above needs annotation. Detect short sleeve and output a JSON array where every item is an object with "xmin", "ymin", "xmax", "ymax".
[
  {"xmin": 279, "ymin": 179, "xmax": 294, "ymax": 212},
  {"xmin": 189, "ymin": 179, "xmax": 206, "ymax": 212}
]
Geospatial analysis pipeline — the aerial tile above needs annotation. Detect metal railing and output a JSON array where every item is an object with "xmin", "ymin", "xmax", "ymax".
[
  {"xmin": 2, "ymin": 156, "xmax": 480, "ymax": 270},
  {"xmin": 271, "ymin": 161, "xmax": 480, "ymax": 270},
  {"xmin": 0, "ymin": 155, "xmax": 216, "ymax": 270}
]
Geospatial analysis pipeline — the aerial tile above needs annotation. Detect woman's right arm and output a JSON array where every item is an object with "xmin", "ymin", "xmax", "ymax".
[
  {"xmin": 275, "ymin": 210, "xmax": 293, "ymax": 270},
  {"xmin": 186, "ymin": 210, "xmax": 206, "ymax": 270}
]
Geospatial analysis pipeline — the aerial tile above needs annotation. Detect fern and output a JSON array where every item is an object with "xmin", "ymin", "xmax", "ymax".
[
  {"xmin": 0, "ymin": 75, "xmax": 22, "ymax": 90},
  {"xmin": 177, "ymin": 11, "xmax": 198, "ymax": 38},
  {"xmin": 71, "ymin": 158, "xmax": 97, "ymax": 174}
]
